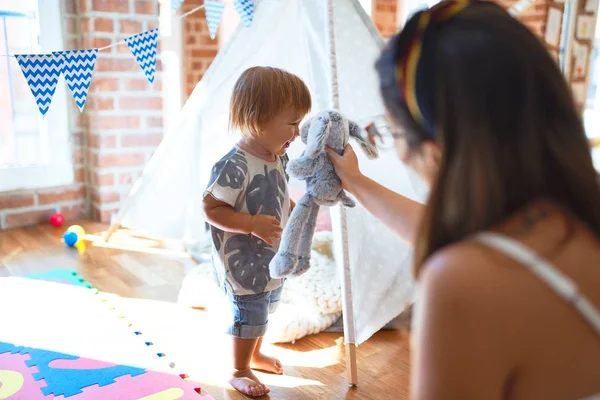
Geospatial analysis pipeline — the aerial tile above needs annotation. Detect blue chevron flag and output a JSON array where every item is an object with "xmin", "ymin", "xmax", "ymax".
[
  {"xmin": 205, "ymin": 0, "xmax": 226, "ymax": 39},
  {"xmin": 14, "ymin": 54, "xmax": 62, "ymax": 117},
  {"xmin": 53, "ymin": 49, "xmax": 98, "ymax": 112},
  {"xmin": 125, "ymin": 28, "xmax": 159, "ymax": 84},
  {"xmin": 234, "ymin": 0, "xmax": 254, "ymax": 28}
]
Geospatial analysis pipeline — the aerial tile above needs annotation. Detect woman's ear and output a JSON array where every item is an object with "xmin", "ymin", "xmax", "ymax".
[
  {"xmin": 420, "ymin": 141, "xmax": 442, "ymax": 182},
  {"xmin": 405, "ymin": 141, "xmax": 440, "ymax": 186}
]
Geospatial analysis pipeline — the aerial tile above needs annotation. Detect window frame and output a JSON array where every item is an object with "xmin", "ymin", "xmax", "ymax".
[{"xmin": 0, "ymin": 0, "xmax": 73, "ymax": 192}]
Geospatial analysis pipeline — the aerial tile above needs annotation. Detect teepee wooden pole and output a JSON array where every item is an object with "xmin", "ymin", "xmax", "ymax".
[{"xmin": 326, "ymin": 0, "xmax": 358, "ymax": 387}]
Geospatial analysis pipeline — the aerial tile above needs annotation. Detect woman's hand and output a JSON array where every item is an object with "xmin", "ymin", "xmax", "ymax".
[{"xmin": 326, "ymin": 145, "xmax": 363, "ymax": 193}]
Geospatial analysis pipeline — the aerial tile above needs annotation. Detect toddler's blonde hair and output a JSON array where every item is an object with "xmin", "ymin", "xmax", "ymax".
[{"xmin": 230, "ymin": 67, "xmax": 312, "ymax": 137}]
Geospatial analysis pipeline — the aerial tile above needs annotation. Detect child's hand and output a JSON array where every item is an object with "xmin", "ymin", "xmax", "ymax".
[{"xmin": 250, "ymin": 215, "xmax": 283, "ymax": 246}]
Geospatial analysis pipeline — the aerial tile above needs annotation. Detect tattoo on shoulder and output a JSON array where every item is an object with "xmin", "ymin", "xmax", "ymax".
[{"xmin": 509, "ymin": 207, "xmax": 550, "ymax": 236}]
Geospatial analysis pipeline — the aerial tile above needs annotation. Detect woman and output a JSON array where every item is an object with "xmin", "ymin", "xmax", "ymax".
[{"xmin": 327, "ymin": 1, "xmax": 600, "ymax": 398}]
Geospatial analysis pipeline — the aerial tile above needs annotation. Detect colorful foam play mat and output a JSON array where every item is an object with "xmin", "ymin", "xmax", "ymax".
[{"xmin": 0, "ymin": 272, "xmax": 215, "ymax": 399}]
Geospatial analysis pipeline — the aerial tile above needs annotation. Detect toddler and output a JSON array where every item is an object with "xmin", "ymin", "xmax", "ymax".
[{"xmin": 202, "ymin": 66, "xmax": 311, "ymax": 397}]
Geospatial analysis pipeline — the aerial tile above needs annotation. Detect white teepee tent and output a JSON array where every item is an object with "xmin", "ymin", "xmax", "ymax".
[{"xmin": 107, "ymin": 0, "xmax": 427, "ymax": 384}]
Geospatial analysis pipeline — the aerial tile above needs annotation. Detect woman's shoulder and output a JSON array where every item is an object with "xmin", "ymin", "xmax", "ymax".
[{"xmin": 419, "ymin": 240, "xmax": 512, "ymax": 308}]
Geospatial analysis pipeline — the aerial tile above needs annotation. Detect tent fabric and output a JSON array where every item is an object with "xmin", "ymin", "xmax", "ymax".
[{"xmin": 115, "ymin": 0, "xmax": 426, "ymax": 345}]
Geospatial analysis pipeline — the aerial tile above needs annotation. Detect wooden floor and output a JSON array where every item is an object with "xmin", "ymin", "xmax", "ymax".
[{"xmin": 0, "ymin": 221, "xmax": 411, "ymax": 400}]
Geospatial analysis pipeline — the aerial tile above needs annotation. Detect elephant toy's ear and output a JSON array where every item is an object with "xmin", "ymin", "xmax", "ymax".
[
  {"xmin": 349, "ymin": 121, "xmax": 379, "ymax": 159},
  {"xmin": 300, "ymin": 118, "xmax": 312, "ymax": 144},
  {"xmin": 305, "ymin": 113, "xmax": 330, "ymax": 158}
]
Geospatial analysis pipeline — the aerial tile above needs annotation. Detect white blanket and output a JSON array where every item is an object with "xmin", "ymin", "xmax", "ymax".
[{"xmin": 178, "ymin": 232, "xmax": 342, "ymax": 343}]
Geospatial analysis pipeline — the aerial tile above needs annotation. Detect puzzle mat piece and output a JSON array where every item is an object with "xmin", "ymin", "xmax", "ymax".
[
  {"xmin": 60, "ymin": 368, "xmax": 210, "ymax": 400},
  {"xmin": 19, "ymin": 346, "xmax": 145, "ymax": 397},
  {"xmin": 0, "ymin": 343, "xmax": 207, "ymax": 399},
  {"xmin": 26, "ymin": 269, "xmax": 92, "ymax": 289},
  {"xmin": 0, "ymin": 277, "xmax": 169, "ymax": 373},
  {"xmin": 0, "ymin": 352, "xmax": 47, "ymax": 399}
]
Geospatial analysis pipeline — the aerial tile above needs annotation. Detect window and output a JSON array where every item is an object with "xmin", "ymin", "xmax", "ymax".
[
  {"xmin": 0, "ymin": 0, "xmax": 72, "ymax": 192},
  {"xmin": 584, "ymin": 19, "xmax": 600, "ymax": 142}
]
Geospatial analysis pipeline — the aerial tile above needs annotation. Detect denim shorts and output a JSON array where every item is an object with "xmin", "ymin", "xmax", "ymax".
[{"xmin": 225, "ymin": 285, "xmax": 283, "ymax": 339}]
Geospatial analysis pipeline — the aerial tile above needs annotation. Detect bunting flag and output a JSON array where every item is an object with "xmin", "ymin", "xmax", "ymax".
[
  {"xmin": 205, "ymin": 0, "xmax": 226, "ymax": 39},
  {"xmin": 234, "ymin": 0, "xmax": 254, "ymax": 28},
  {"xmin": 53, "ymin": 49, "xmax": 98, "ymax": 112},
  {"xmin": 124, "ymin": 28, "xmax": 159, "ymax": 84},
  {"xmin": 14, "ymin": 54, "xmax": 63, "ymax": 117}
]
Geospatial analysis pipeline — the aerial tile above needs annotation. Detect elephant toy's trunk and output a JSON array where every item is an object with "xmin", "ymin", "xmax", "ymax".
[{"xmin": 269, "ymin": 193, "xmax": 320, "ymax": 279}]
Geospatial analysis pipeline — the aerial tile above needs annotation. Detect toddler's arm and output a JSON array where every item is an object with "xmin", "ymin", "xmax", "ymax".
[
  {"xmin": 203, "ymin": 195, "xmax": 282, "ymax": 246},
  {"xmin": 203, "ymin": 194, "xmax": 253, "ymax": 234}
]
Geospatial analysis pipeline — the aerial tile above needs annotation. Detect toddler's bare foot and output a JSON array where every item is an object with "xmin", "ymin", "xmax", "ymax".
[
  {"xmin": 229, "ymin": 369, "xmax": 270, "ymax": 397},
  {"xmin": 251, "ymin": 352, "xmax": 283, "ymax": 374}
]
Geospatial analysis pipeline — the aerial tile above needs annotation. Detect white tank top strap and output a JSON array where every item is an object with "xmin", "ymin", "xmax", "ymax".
[{"xmin": 474, "ymin": 232, "xmax": 600, "ymax": 336}]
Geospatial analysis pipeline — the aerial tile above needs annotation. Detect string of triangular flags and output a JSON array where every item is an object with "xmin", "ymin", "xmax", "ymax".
[
  {"xmin": 174, "ymin": 0, "xmax": 254, "ymax": 39},
  {"xmin": 16, "ymin": 0, "xmax": 255, "ymax": 118},
  {"xmin": 15, "ymin": 29, "xmax": 159, "ymax": 118}
]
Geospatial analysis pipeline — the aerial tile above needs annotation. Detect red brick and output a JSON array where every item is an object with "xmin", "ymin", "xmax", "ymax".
[
  {"xmin": 79, "ymin": 17, "xmax": 91, "ymax": 33},
  {"xmin": 124, "ymin": 79, "xmax": 152, "ymax": 91},
  {"xmin": 145, "ymin": 116, "xmax": 163, "ymax": 128},
  {"xmin": 0, "ymin": 193, "xmax": 35, "ymax": 209},
  {"xmin": 94, "ymin": 18, "xmax": 114, "ymax": 33},
  {"xmin": 64, "ymin": 0, "xmax": 77, "ymax": 13},
  {"xmin": 81, "ymin": 37, "xmax": 113, "ymax": 49},
  {"xmin": 38, "ymin": 187, "xmax": 85, "ymax": 205},
  {"xmin": 75, "ymin": 168, "xmax": 85, "ymax": 183},
  {"xmin": 80, "ymin": 0, "xmax": 90, "ymax": 12},
  {"xmin": 91, "ymin": 190, "xmax": 120, "ymax": 204},
  {"xmin": 90, "ymin": 77, "xmax": 120, "ymax": 93},
  {"xmin": 60, "ymin": 204, "xmax": 87, "ymax": 221},
  {"xmin": 191, "ymin": 49, "xmax": 218, "ymax": 58},
  {"xmin": 92, "ymin": 0, "xmax": 130, "ymax": 13},
  {"xmin": 5, "ymin": 209, "xmax": 54, "ymax": 229},
  {"xmin": 89, "ymin": 116, "xmax": 141, "ymax": 131},
  {"xmin": 120, "ymin": 19, "xmax": 143, "ymax": 34},
  {"xmin": 65, "ymin": 17, "xmax": 78, "ymax": 35},
  {"xmin": 89, "ymin": 134, "xmax": 117, "ymax": 149},
  {"xmin": 95, "ymin": 57, "xmax": 139, "ymax": 73},
  {"xmin": 92, "ymin": 172, "xmax": 115, "ymax": 186},
  {"xmin": 87, "ymin": 96, "xmax": 114, "ymax": 111},
  {"xmin": 73, "ymin": 150, "xmax": 84, "ymax": 164},
  {"xmin": 121, "ymin": 133, "xmax": 163, "ymax": 147},
  {"xmin": 119, "ymin": 96, "xmax": 162, "ymax": 111},
  {"xmin": 134, "ymin": 1, "xmax": 156, "ymax": 15},
  {"xmin": 72, "ymin": 132, "xmax": 84, "ymax": 146},
  {"xmin": 91, "ymin": 205, "xmax": 119, "ymax": 223},
  {"xmin": 97, "ymin": 153, "xmax": 146, "ymax": 168}
]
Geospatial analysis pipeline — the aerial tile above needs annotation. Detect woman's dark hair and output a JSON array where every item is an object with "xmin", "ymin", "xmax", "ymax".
[{"xmin": 376, "ymin": 1, "xmax": 600, "ymax": 275}]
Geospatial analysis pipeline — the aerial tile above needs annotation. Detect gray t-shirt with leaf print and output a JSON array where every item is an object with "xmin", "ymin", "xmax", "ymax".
[{"xmin": 204, "ymin": 146, "xmax": 290, "ymax": 295}]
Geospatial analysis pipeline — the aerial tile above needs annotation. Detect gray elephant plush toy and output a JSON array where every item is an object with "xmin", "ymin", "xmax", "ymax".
[{"xmin": 269, "ymin": 110, "xmax": 379, "ymax": 279}]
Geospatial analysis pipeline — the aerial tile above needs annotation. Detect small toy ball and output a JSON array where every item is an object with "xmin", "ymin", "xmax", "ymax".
[
  {"xmin": 63, "ymin": 231, "xmax": 79, "ymax": 247},
  {"xmin": 67, "ymin": 225, "xmax": 85, "ymax": 238},
  {"xmin": 49, "ymin": 213, "xmax": 64, "ymax": 227},
  {"xmin": 75, "ymin": 240, "xmax": 86, "ymax": 255}
]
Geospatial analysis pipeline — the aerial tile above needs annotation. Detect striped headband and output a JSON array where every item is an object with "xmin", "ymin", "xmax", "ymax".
[{"xmin": 395, "ymin": 0, "xmax": 472, "ymax": 137}]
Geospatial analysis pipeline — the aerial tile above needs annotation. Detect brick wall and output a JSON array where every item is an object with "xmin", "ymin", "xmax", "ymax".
[
  {"xmin": 79, "ymin": 0, "xmax": 163, "ymax": 223},
  {"xmin": 0, "ymin": 0, "xmax": 87, "ymax": 230},
  {"xmin": 373, "ymin": 0, "xmax": 399, "ymax": 37},
  {"xmin": 182, "ymin": 0, "xmax": 218, "ymax": 98},
  {"xmin": 497, "ymin": 0, "xmax": 550, "ymax": 39},
  {"xmin": 0, "ymin": 0, "xmax": 164, "ymax": 230}
]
